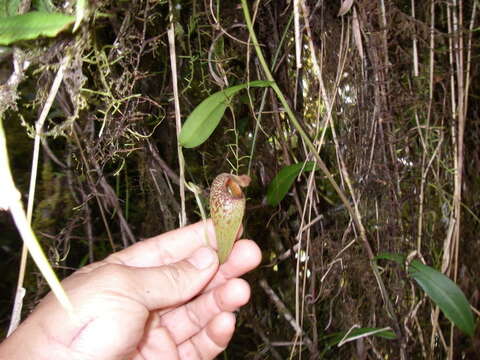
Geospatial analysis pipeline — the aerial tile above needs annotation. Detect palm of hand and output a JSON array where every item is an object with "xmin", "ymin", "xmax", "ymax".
[{"xmin": 0, "ymin": 221, "xmax": 261, "ymax": 360}]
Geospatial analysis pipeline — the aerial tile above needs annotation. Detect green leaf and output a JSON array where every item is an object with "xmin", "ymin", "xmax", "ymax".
[
  {"xmin": 375, "ymin": 252, "xmax": 406, "ymax": 265},
  {"xmin": 179, "ymin": 80, "xmax": 271, "ymax": 148},
  {"xmin": 408, "ymin": 260, "xmax": 475, "ymax": 337},
  {"xmin": 322, "ymin": 327, "xmax": 395, "ymax": 351},
  {"xmin": 266, "ymin": 161, "xmax": 317, "ymax": 206},
  {"xmin": 0, "ymin": 11, "xmax": 74, "ymax": 45},
  {"xmin": 377, "ymin": 253, "xmax": 475, "ymax": 337}
]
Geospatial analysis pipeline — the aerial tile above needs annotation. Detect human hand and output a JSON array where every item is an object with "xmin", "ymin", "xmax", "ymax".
[{"xmin": 0, "ymin": 220, "xmax": 261, "ymax": 360}]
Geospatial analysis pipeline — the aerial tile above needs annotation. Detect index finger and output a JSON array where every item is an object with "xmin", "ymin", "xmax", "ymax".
[{"xmin": 106, "ymin": 220, "xmax": 217, "ymax": 267}]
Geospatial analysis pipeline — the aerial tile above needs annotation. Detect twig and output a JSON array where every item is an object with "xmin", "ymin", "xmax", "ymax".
[
  {"xmin": 415, "ymin": 0, "xmax": 436, "ymax": 255},
  {"xmin": 249, "ymin": 317, "xmax": 283, "ymax": 360},
  {"xmin": 293, "ymin": 0, "xmax": 302, "ymax": 69},
  {"xmin": 148, "ymin": 140, "xmax": 180, "ymax": 185},
  {"xmin": 259, "ymin": 278, "xmax": 313, "ymax": 350},
  {"xmin": 450, "ymin": 1, "xmax": 465, "ymax": 357},
  {"xmin": 167, "ymin": 1, "xmax": 186, "ymax": 227},
  {"xmin": 303, "ymin": 1, "xmax": 404, "ymax": 345},
  {"xmin": 240, "ymin": 0, "xmax": 357, "ymax": 241},
  {"xmin": 72, "ymin": 125, "xmax": 116, "ymax": 250},
  {"xmin": 246, "ymin": 11, "xmax": 294, "ymax": 176}
]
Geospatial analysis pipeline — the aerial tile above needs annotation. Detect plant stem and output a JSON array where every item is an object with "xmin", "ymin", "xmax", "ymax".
[
  {"xmin": 7, "ymin": 55, "xmax": 72, "ymax": 335},
  {"xmin": 240, "ymin": 0, "xmax": 360, "ymax": 246},
  {"xmin": 0, "ymin": 118, "xmax": 73, "ymax": 323},
  {"xmin": 240, "ymin": 0, "xmax": 402, "ymax": 341},
  {"xmin": 168, "ymin": 2, "xmax": 187, "ymax": 227}
]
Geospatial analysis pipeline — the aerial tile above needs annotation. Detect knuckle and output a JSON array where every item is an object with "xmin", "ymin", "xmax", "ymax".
[{"xmin": 96, "ymin": 263, "xmax": 128, "ymax": 284}]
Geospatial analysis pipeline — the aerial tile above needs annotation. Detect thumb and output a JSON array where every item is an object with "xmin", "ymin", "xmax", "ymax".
[{"xmin": 131, "ymin": 246, "xmax": 218, "ymax": 310}]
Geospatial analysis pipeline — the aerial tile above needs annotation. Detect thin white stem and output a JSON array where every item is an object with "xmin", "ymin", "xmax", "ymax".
[
  {"xmin": 294, "ymin": 0, "xmax": 302, "ymax": 69},
  {"xmin": 167, "ymin": 7, "xmax": 186, "ymax": 227},
  {"xmin": 7, "ymin": 55, "xmax": 71, "ymax": 335},
  {"xmin": 1, "ymin": 120, "xmax": 73, "ymax": 332},
  {"xmin": 411, "ymin": 0, "xmax": 419, "ymax": 77}
]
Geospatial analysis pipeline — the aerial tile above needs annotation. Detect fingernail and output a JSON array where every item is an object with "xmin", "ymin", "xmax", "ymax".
[{"xmin": 188, "ymin": 247, "xmax": 216, "ymax": 270}]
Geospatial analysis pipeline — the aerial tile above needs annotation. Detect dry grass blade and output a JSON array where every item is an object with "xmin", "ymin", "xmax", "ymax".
[
  {"xmin": 7, "ymin": 56, "xmax": 72, "ymax": 334},
  {"xmin": 167, "ymin": 2, "xmax": 186, "ymax": 227},
  {"xmin": 0, "ymin": 119, "xmax": 73, "ymax": 324}
]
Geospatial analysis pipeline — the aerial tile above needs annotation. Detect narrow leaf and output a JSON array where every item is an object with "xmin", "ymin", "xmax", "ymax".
[
  {"xmin": 408, "ymin": 260, "xmax": 475, "ymax": 336},
  {"xmin": 352, "ymin": 8, "xmax": 364, "ymax": 60},
  {"xmin": 377, "ymin": 253, "xmax": 475, "ymax": 336},
  {"xmin": 267, "ymin": 161, "xmax": 317, "ymax": 206},
  {"xmin": 375, "ymin": 252, "xmax": 406, "ymax": 265},
  {"xmin": 73, "ymin": 0, "xmax": 86, "ymax": 32},
  {"xmin": 0, "ymin": 11, "xmax": 74, "ymax": 45},
  {"xmin": 179, "ymin": 80, "xmax": 271, "ymax": 148},
  {"xmin": 323, "ymin": 327, "xmax": 395, "ymax": 350}
]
